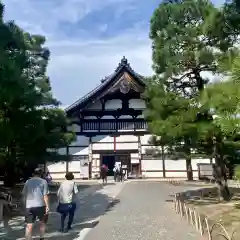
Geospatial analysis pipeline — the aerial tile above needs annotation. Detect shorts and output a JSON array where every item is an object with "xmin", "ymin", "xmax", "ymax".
[{"xmin": 25, "ymin": 206, "xmax": 47, "ymax": 224}]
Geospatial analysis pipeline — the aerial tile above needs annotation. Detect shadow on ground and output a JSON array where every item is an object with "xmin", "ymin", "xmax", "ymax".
[{"xmin": 0, "ymin": 182, "xmax": 120, "ymax": 240}]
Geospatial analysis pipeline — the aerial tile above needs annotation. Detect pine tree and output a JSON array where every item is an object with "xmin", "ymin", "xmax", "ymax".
[
  {"xmin": 145, "ymin": 0, "xmax": 239, "ymax": 196},
  {"xmin": 0, "ymin": 3, "xmax": 75, "ymax": 185}
]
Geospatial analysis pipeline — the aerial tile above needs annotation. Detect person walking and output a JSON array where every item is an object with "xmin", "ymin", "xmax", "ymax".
[
  {"xmin": 22, "ymin": 168, "xmax": 50, "ymax": 240},
  {"xmin": 113, "ymin": 164, "xmax": 117, "ymax": 182},
  {"xmin": 57, "ymin": 172, "xmax": 78, "ymax": 232},
  {"xmin": 100, "ymin": 164, "xmax": 108, "ymax": 184}
]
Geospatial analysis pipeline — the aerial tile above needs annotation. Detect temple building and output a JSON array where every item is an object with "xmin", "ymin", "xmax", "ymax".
[{"xmin": 48, "ymin": 57, "xmax": 212, "ymax": 180}]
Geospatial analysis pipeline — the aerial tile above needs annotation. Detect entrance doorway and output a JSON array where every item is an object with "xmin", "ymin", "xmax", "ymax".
[{"xmin": 102, "ymin": 155, "xmax": 115, "ymax": 176}]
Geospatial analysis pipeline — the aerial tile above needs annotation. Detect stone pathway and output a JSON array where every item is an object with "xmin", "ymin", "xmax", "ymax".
[
  {"xmin": 0, "ymin": 180, "xmax": 205, "ymax": 240},
  {"xmin": 84, "ymin": 181, "xmax": 202, "ymax": 240},
  {"xmin": 0, "ymin": 181, "xmax": 124, "ymax": 240}
]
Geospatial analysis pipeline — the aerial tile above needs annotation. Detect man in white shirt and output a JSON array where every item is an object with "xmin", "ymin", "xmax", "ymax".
[{"xmin": 57, "ymin": 172, "xmax": 78, "ymax": 232}]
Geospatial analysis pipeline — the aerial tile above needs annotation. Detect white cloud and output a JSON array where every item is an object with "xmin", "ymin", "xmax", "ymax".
[
  {"xmin": 3, "ymin": 0, "xmax": 153, "ymax": 105},
  {"xmin": 47, "ymin": 32, "xmax": 152, "ymax": 105}
]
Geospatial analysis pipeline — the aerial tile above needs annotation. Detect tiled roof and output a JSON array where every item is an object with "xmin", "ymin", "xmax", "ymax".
[{"xmin": 65, "ymin": 56, "xmax": 145, "ymax": 114}]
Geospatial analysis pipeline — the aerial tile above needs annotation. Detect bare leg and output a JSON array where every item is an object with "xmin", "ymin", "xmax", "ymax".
[
  {"xmin": 25, "ymin": 223, "xmax": 33, "ymax": 240},
  {"xmin": 39, "ymin": 221, "xmax": 46, "ymax": 239}
]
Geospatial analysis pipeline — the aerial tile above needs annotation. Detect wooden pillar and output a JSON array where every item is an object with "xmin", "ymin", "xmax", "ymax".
[
  {"xmin": 88, "ymin": 137, "xmax": 92, "ymax": 179},
  {"xmin": 66, "ymin": 146, "xmax": 69, "ymax": 173},
  {"xmin": 0, "ymin": 200, "xmax": 4, "ymax": 221},
  {"xmin": 138, "ymin": 136, "xmax": 142, "ymax": 176}
]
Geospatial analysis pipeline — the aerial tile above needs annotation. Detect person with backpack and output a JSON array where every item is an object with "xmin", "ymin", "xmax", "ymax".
[{"xmin": 56, "ymin": 172, "xmax": 78, "ymax": 232}]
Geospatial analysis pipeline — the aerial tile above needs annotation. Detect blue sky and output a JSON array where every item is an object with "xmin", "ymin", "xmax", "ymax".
[{"xmin": 3, "ymin": 0, "xmax": 225, "ymax": 107}]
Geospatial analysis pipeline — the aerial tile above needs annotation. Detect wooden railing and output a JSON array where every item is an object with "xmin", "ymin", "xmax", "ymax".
[{"xmin": 81, "ymin": 119, "xmax": 147, "ymax": 131}]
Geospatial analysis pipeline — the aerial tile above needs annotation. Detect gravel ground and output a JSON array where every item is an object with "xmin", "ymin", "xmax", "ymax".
[
  {"xmin": 0, "ymin": 180, "xmax": 204, "ymax": 240},
  {"xmin": 0, "ymin": 183, "xmax": 103, "ymax": 240},
  {"xmin": 84, "ymin": 181, "xmax": 202, "ymax": 240}
]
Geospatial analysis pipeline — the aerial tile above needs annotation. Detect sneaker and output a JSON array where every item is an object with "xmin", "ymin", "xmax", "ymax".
[{"xmin": 65, "ymin": 226, "xmax": 72, "ymax": 232}]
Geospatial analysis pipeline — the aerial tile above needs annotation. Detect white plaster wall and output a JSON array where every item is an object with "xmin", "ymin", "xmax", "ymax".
[
  {"xmin": 101, "ymin": 116, "xmax": 115, "ymax": 119},
  {"xmin": 69, "ymin": 147, "xmax": 89, "ymax": 155},
  {"xmin": 92, "ymin": 135, "xmax": 112, "ymax": 142},
  {"xmin": 50, "ymin": 173, "xmax": 66, "ymax": 179},
  {"xmin": 142, "ymin": 159, "xmax": 163, "ymax": 171},
  {"xmin": 70, "ymin": 136, "xmax": 89, "ymax": 146},
  {"xmin": 92, "ymin": 143, "xmax": 113, "ymax": 150},
  {"xmin": 92, "ymin": 135, "xmax": 138, "ymax": 143},
  {"xmin": 68, "ymin": 161, "xmax": 80, "ymax": 172},
  {"xmin": 87, "ymin": 98, "xmax": 145, "ymax": 110},
  {"xmin": 131, "ymin": 153, "xmax": 138, "ymax": 158},
  {"xmin": 165, "ymin": 159, "xmax": 186, "ymax": 170},
  {"xmin": 84, "ymin": 116, "xmax": 97, "ymax": 120},
  {"xmin": 105, "ymin": 99, "xmax": 122, "ymax": 109},
  {"xmin": 118, "ymin": 115, "xmax": 133, "ymax": 119},
  {"xmin": 142, "ymin": 171, "xmax": 163, "ymax": 178},
  {"xmin": 140, "ymin": 134, "xmax": 153, "ymax": 145},
  {"xmin": 129, "ymin": 99, "xmax": 146, "ymax": 109},
  {"xmin": 92, "ymin": 153, "xmax": 100, "ymax": 159},
  {"xmin": 47, "ymin": 162, "xmax": 66, "ymax": 180},
  {"xmin": 131, "ymin": 153, "xmax": 139, "ymax": 163},
  {"xmin": 165, "ymin": 171, "xmax": 187, "ymax": 178},
  {"xmin": 164, "ymin": 159, "xmax": 186, "ymax": 178},
  {"xmin": 141, "ymin": 145, "xmax": 161, "ymax": 154},
  {"xmin": 92, "ymin": 142, "xmax": 138, "ymax": 150},
  {"xmin": 118, "ymin": 135, "xmax": 138, "ymax": 142}
]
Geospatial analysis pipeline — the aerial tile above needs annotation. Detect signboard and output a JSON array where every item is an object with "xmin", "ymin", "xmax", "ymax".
[
  {"xmin": 80, "ymin": 158, "xmax": 89, "ymax": 179},
  {"xmin": 131, "ymin": 159, "xmax": 139, "ymax": 164},
  {"xmin": 197, "ymin": 163, "xmax": 214, "ymax": 180}
]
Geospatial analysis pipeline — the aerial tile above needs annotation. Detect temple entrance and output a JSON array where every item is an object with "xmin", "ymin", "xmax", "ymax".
[
  {"xmin": 102, "ymin": 155, "xmax": 115, "ymax": 176},
  {"xmin": 100, "ymin": 153, "xmax": 131, "ymax": 177}
]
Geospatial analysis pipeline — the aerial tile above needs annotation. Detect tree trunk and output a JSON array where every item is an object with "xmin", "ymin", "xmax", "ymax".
[
  {"xmin": 184, "ymin": 137, "xmax": 193, "ymax": 181},
  {"xmin": 186, "ymin": 157, "xmax": 193, "ymax": 181},
  {"xmin": 213, "ymin": 163, "xmax": 231, "ymax": 201},
  {"xmin": 3, "ymin": 163, "xmax": 18, "ymax": 187},
  {"xmin": 212, "ymin": 137, "xmax": 231, "ymax": 201}
]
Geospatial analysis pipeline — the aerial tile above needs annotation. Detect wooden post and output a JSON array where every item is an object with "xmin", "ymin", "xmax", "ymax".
[
  {"xmin": 162, "ymin": 145, "xmax": 166, "ymax": 178},
  {"xmin": 138, "ymin": 136, "xmax": 142, "ymax": 177},
  {"xmin": 0, "ymin": 200, "xmax": 3, "ymax": 221},
  {"xmin": 88, "ymin": 137, "xmax": 92, "ymax": 179}
]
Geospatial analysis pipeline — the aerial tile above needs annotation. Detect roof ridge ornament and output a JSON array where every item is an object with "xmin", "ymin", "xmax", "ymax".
[{"xmin": 115, "ymin": 56, "xmax": 131, "ymax": 72}]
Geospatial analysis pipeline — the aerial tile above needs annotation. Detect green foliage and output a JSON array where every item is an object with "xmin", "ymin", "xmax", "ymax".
[
  {"xmin": 145, "ymin": 0, "xmax": 240, "ymax": 182},
  {"xmin": 202, "ymin": 55, "xmax": 240, "ymax": 136},
  {"xmin": 234, "ymin": 165, "xmax": 240, "ymax": 180},
  {"xmin": 0, "ymin": 3, "xmax": 75, "ymax": 184}
]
